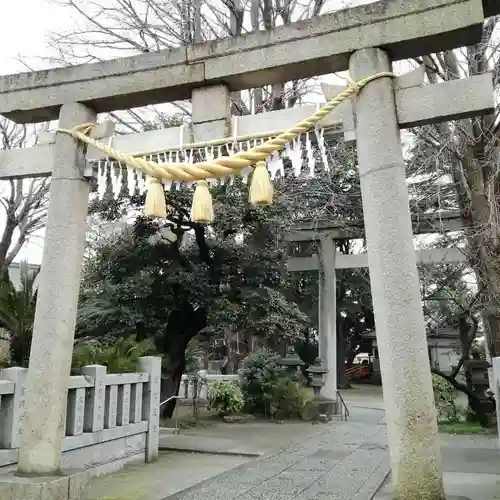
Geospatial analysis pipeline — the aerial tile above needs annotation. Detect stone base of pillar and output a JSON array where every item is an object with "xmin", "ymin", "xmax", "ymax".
[
  {"xmin": 316, "ymin": 396, "xmax": 339, "ymax": 419},
  {"xmin": 0, "ymin": 468, "xmax": 89, "ymax": 499}
]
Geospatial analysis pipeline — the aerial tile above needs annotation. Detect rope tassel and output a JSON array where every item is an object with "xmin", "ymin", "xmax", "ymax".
[
  {"xmin": 191, "ymin": 181, "xmax": 214, "ymax": 224},
  {"xmin": 56, "ymin": 72, "xmax": 395, "ymax": 190},
  {"xmin": 145, "ymin": 178, "xmax": 167, "ymax": 218},
  {"xmin": 249, "ymin": 161, "xmax": 273, "ymax": 205}
]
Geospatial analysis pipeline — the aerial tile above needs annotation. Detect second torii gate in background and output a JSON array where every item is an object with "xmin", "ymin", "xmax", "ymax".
[{"xmin": 285, "ymin": 212, "xmax": 468, "ymax": 400}]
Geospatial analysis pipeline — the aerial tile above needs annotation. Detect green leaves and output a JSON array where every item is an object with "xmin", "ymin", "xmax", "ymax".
[
  {"xmin": 0, "ymin": 262, "xmax": 39, "ymax": 367},
  {"xmin": 207, "ymin": 380, "xmax": 244, "ymax": 415},
  {"xmin": 72, "ymin": 337, "xmax": 156, "ymax": 374},
  {"xmin": 80, "ymin": 174, "xmax": 311, "ymax": 355}
]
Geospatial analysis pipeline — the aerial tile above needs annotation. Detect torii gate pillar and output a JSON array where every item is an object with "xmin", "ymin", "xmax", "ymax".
[
  {"xmin": 349, "ymin": 48, "xmax": 444, "ymax": 499},
  {"xmin": 17, "ymin": 103, "xmax": 96, "ymax": 475}
]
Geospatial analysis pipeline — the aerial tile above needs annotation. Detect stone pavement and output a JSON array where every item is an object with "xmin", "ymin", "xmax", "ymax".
[
  {"xmin": 84, "ymin": 451, "xmax": 250, "ymax": 500},
  {"xmin": 85, "ymin": 386, "xmax": 500, "ymax": 500},
  {"xmin": 85, "ymin": 403, "xmax": 389, "ymax": 500},
  {"xmin": 166, "ymin": 406, "xmax": 389, "ymax": 500},
  {"xmin": 375, "ymin": 433, "xmax": 500, "ymax": 500},
  {"xmin": 159, "ymin": 418, "xmax": 347, "ymax": 457}
]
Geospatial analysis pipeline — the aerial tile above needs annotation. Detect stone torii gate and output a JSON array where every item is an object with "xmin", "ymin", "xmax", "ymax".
[
  {"xmin": 0, "ymin": 1, "xmax": 497, "ymax": 499},
  {"xmin": 285, "ymin": 212, "xmax": 468, "ymax": 400}
]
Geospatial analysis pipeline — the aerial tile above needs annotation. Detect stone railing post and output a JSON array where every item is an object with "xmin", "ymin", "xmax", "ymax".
[
  {"xmin": 491, "ymin": 357, "xmax": 500, "ymax": 445},
  {"xmin": 82, "ymin": 365, "xmax": 107, "ymax": 432},
  {"xmin": 0, "ymin": 367, "xmax": 28, "ymax": 448},
  {"xmin": 138, "ymin": 356, "xmax": 161, "ymax": 462}
]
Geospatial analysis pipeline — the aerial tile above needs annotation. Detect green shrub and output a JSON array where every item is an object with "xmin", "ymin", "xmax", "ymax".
[
  {"xmin": 432, "ymin": 374, "xmax": 462, "ymax": 422},
  {"xmin": 270, "ymin": 377, "xmax": 316, "ymax": 420},
  {"xmin": 240, "ymin": 348, "xmax": 288, "ymax": 415},
  {"xmin": 240, "ymin": 348, "xmax": 315, "ymax": 420},
  {"xmin": 207, "ymin": 380, "xmax": 244, "ymax": 416},
  {"xmin": 72, "ymin": 337, "xmax": 156, "ymax": 374}
]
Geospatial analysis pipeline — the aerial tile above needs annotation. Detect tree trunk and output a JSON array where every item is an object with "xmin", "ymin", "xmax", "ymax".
[
  {"xmin": 458, "ymin": 317, "xmax": 474, "ymax": 399},
  {"xmin": 224, "ymin": 328, "xmax": 238, "ymax": 374},
  {"xmin": 432, "ymin": 370, "xmax": 489, "ymax": 427},
  {"xmin": 158, "ymin": 307, "xmax": 206, "ymax": 419},
  {"xmin": 336, "ymin": 328, "xmax": 349, "ymax": 389},
  {"xmin": 160, "ymin": 360, "xmax": 185, "ymax": 419}
]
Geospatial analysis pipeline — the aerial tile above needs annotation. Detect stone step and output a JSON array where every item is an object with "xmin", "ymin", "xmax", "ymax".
[{"xmin": 159, "ymin": 433, "xmax": 264, "ymax": 457}]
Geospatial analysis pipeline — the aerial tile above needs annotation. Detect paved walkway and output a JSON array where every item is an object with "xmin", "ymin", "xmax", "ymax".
[
  {"xmin": 84, "ymin": 452, "xmax": 250, "ymax": 500},
  {"xmin": 166, "ymin": 406, "xmax": 388, "ymax": 500},
  {"xmin": 375, "ymin": 433, "xmax": 500, "ymax": 500},
  {"xmin": 86, "ymin": 386, "xmax": 500, "ymax": 500},
  {"xmin": 85, "ymin": 404, "xmax": 389, "ymax": 500}
]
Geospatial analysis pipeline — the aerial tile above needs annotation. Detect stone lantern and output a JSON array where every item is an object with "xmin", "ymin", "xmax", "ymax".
[
  {"xmin": 464, "ymin": 357, "xmax": 494, "ymax": 421},
  {"xmin": 306, "ymin": 357, "xmax": 327, "ymax": 397},
  {"xmin": 306, "ymin": 357, "xmax": 336, "ymax": 421},
  {"xmin": 279, "ymin": 345, "xmax": 304, "ymax": 381}
]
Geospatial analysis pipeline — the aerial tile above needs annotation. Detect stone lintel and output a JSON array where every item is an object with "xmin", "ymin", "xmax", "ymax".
[
  {"xmin": 396, "ymin": 73, "xmax": 494, "ymax": 128},
  {"xmin": 0, "ymin": 69, "xmax": 492, "ymax": 180},
  {"xmin": 287, "ymin": 245, "xmax": 467, "ymax": 272},
  {"xmin": 0, "ymin": 0, "xmax": 485, "ymax": 123},
  {"xmin": 0, "ymin": 73, "xmax": 492, "ymax": 179},
  {"xmin": 285, "ymin": 211, "xmax": 466, "ymax": 243},
  {"xmin": 0, "ymin": 101, "xmax": 349, "ymax": 179}
]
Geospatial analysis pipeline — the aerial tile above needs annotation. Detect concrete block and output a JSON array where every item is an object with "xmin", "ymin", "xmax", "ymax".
[
  {"xmin": 67, "ymin": 377, "xmax": 93, "ymax": 390},
  {"xmin": 0, "ymin": 368, "xmax": 27, "ymax": 448},
  {"xmin": 82, "ymin": 365, "xmax": 106, "ymax": 433},
  {"xmin": 37, "ymin": 120, "xmax": 115, "ymax": 146},
  {"xmin": 117, "ymin": 384, "xmax": 131, "ymax": 426},
  {"xmin": 61, "ymin": 432, "xmax": 146, "ymax": 470},
  {"xmin": 193, "ymin": 120, "xmax": 229, "ymax": 143},
  {"xmin": 104, "ymin": 373, "xmax": 148, "ymax": 385},
  {"xmin": 104, "ymin": 385, "xmax": 118, "ymax": 429},
  {"xmin": 350, "ymin": 46, "xmax": 443, "ymax": 498},
  {"xmin": 62, "ymin": 422, "xmax": 148, "ymax": 453},
  {"xmin": 192, "ymin": 85, "xmax": 230, "ymax": 124},
  {"xmin": 193, "ymin": 0, "xmax": 484, "ymax": 85},
  {"xmin": 129, "ymin": 383, "xmax": 143, "ymax": 424},
  {"xmin": 66, "ymin": 388, "xmax": 85, "ymax": 436},
  {"xmin": 394, "ymin": 65, "xmax": 425, "ymax": 90},
  {"xmin": 138, "ymin": 357, "xmax": 161, "ymax": 462},
  {"xmin": 17, "ymin": 102, "xmax": 97, "ymax": 477},
  {"xmin": 0, "ymin": 144, "xmax": 54, "ymax": 179},
  {"xmin": 396, "ymin": 72, "xmax": 494, "ymax": 128},
  {"xmin": 0, "ymin": 471, "xmax": 86, "ymax": 500},
  {"xmin": 0, "ymin": 380, "xmax": 15, "ymax": 395},
  {"xmin": 68, "ymin": 471, "xmax": 89, "ymax": 500}
]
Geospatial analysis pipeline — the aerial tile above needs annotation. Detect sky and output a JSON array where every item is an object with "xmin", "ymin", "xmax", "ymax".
[
  {"xmin": 0, "ymin": 1, "xmax": 70, "ymax": 263},
  {"xmin": 0, "ymin": 1, "xmax": 71, "ymax": 75}
]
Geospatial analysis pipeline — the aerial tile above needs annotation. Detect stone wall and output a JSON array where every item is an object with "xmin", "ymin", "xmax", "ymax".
[
  {"xmin": 0, "ymin": 356, "xmax": 161, "ymax": 474},
  {"xmin": 179, "ymin": 373, "xmax": 239, "ymax": 401}
]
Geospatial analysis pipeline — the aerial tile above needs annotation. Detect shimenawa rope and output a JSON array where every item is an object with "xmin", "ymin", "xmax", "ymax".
[{"xmin": 57, "ymin": 72, "xmax": 394, "ymax": 222}]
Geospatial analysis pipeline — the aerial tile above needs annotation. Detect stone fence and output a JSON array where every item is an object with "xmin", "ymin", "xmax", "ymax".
[
  {"xmin": 491, "ymin": 358, "xmax": 500, "ymax": 444},
  {"xmin": 0, "ymin": 356, "xmax": 161, "ymax": 475},
  {"xmin": 179, "ymin": 373, "xmax": 240, "ymax": 401}
]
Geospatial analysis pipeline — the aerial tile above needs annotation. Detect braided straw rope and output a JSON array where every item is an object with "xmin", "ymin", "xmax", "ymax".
[{"xmin": 57, "ymin": 72, "xmax": 394, "ymax": 182}]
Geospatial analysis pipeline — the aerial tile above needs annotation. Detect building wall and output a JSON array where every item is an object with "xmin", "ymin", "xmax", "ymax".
[
  {"xmin": 7, "ymin": 262, "xmax": 40, "ymax": 291},
  {"xmin": 371, "ymin": 336, "xmax": 460, "ymax": 376}
]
